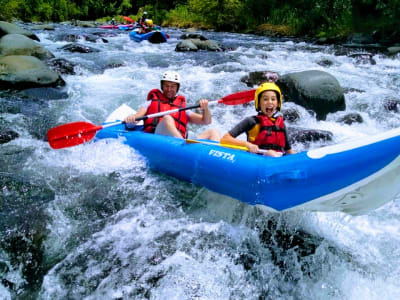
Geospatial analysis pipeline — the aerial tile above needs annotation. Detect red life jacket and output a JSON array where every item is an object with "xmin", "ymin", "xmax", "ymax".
[
  {"xmin": 253, "ymin": 115, "xmax": 286, "ymax": 152},
  {"xmin": 143, "ymin": 89, "xmax": 188, "ymax": 138}
]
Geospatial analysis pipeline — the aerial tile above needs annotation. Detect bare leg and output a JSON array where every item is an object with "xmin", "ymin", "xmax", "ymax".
[
  {"xmin": 197, "ymin": 128, "xmax": 220, "ymax": 141},
  {"xmin": 155, "ymin": 115, "xmax": 184, "ymax": 138}
]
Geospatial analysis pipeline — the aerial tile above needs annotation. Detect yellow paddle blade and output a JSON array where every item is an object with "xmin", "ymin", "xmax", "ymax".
[{"xmin": 186, "ymin": 139, "xmax": 249, "ymax": 151}]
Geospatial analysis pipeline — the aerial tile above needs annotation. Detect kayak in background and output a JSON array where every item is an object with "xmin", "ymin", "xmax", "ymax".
[
  {"xmin": 118, "ymin": 24, "xmax": 134, "ymax": 31},
  {"xmin": 129, "ymin": 29, "xmax": 168, "ymax": 43},
  {"xmin": 95, "ymin": 104, "xmax": 400, "ymax": 216},
  {"xmin": 99, "ymin": 24, "xmax": 134, "ymax": 30}
]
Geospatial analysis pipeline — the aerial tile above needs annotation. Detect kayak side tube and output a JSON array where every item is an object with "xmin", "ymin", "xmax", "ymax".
[{"xmin": 96, "ymin": 125, "xmax": 400, "ymax": 215}]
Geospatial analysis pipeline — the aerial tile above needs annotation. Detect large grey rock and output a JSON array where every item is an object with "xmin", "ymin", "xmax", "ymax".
[
  {"xmin": 0, "ymin": 55, "xmax": 65, "ymax": 89},
  {"xmin": 278, "ymin": 70, "xmax": 345, "ymax": 120},
  {"xmin": 175, "ymin": 38, "xmax": 224, "ymax": 52},
  {"xmin": 241, "ymin": 71, "xmax": 280, "ymax": 87},
  {"xmin": 0, "ymin": 34, "xmax": 54, "ymax": 60},
  {"xmin": 388, "ymin": 46, "xmax": 400, "ymax": 55},
  {"xmin": 0, "ymin": 130, "xmax": 19, "ymax": 144},
  {"xmin": 180, "ymin": 33, "xmax": 208, "ymax": 40},
  {"xmin": 60, "ymin": 43, "xmax": 100, "ymax": 53},
  {"xmin": 175, "ymin": 39, "xmax": 198, "ymax": 52},
  {"xmin": 194, "ymin": 39, "xmax": 224, "ymax": 51},
  {"xmin": 0, "ymin": 21, "xmax": 39, "ymax": 41}
]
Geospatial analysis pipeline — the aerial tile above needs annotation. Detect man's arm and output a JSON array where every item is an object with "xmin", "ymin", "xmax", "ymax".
[
  {"xmin": 124, "ymin": 107, "xmax": 147, "ymax": 124},
  {"xmin": 188, "ymin": 99, "xmax": 212, "ymax": 125}
]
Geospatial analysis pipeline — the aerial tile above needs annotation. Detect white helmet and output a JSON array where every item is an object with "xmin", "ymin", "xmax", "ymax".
[{"xmin": 161, "ymin": 71, "xmax": 181, "ymax": 90}]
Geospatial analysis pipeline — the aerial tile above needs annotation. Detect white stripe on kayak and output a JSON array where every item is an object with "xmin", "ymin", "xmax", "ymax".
[{"xmin": 307, "ymin": 127, "xmax": 400, "ymax": 159}]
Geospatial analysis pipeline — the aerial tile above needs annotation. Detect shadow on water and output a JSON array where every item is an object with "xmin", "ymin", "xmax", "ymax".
[
  {"xmin": 0, "ymin": 173, "xmax": 53, "ymax": 299},
  {"xmin": 0, "ymin": 168, "xmax": 148, "ymax": 298},
  {"xmin": 183, "ymin": 189, "xmax": 358, "ymax": 298}
]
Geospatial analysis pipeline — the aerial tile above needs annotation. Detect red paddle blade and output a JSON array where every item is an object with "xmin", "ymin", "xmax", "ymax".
[
  {"xmin": 218, "ymin": 89, "xmax": 256, "ymax": 105},
  {"xmin": 47, "ymin": 121, "xmax": 103, "ymax": 149}
]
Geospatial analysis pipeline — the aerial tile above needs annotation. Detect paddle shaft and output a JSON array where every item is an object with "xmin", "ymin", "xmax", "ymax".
[
  {"xmin": 99, "ymin": 100, "xmax": 216, "ymax": 129},
  {"xmin": 135, "ymin": 100, "xmax": 218, "ymax": 121},
  {"xmin": 186, "ymin": 139, "xmax": 268, "ymax": 155},
  {"xmin": 47, "ymin": 89, "xmax": 255, "ymax": 149}
]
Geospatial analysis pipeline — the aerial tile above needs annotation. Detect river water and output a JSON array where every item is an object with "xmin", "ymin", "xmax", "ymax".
[{"xmin": 1, "ymin": 24, "xmax": 400, "ymax": 299}]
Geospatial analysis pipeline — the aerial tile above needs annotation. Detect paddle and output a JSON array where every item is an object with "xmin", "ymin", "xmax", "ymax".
[
  {"xmin": 186, "ymin": 139, "xmax": 268, "ymax": 154},
  {"xmin": 47, "ymin": 89, "xmax": 256, "ymax": 149}
]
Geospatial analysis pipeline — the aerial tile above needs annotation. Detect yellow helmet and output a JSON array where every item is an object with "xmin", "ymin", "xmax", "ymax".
[
  {"xmin": 254, "ymin": 82, "xmax": 282, "ymax": 111},
  {"xmin": 145, "ymin": 19, "xmax": 153, "ymax": 26}
]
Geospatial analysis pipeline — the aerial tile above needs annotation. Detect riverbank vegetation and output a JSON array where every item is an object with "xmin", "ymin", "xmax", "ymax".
[{"xmin": 1, "ymin": 0, "xmax": 400, "ymax": 39}]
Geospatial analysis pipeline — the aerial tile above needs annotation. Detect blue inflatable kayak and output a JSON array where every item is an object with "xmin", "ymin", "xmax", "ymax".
[
  {"xmin": 95, "ymin": 105, "xmax": 400, "ymax": 215},
  {"xmin": 129, "ymin": 29, "xmax": 167, "ymax": 43}
]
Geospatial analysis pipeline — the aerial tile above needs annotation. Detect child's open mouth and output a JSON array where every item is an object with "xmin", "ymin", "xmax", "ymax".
[{"xmin": 265, "ymin": 107, "xmax": 274, "ymax": 114}]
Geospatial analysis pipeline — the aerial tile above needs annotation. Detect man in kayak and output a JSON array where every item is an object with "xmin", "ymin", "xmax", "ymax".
[
  {"xmin": 124, "ymin": 71, "xmax": 220, "ymax": 141},
  {"xmin": 220, "ymin": 82, "xmax": 295, "ymax": 157},
  {"xmin": 136, "ymin": 12, "xmax": 149, "ymax": 34},
  {"xmin": 137, "ymin": 11, "xmax": 148, "ymax": 26}
]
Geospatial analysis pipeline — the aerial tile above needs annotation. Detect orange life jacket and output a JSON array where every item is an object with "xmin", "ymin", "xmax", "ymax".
[
  {"xmin": 252, "ymin": 115, "xmax": 286, "ymax": 152},
  {"xmin": 143, "ymin": 89, "xmax": 188, "ymax": 137}
]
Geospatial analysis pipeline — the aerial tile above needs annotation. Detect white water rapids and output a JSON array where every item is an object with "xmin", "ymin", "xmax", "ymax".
[{"xmin": 1, "ymin": 25, "xmax": 400, "ymax": 299}]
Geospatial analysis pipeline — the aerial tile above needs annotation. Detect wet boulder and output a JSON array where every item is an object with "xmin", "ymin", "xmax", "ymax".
[
  {"xmin": 0, "ymin": 34, "xmax": 55, "ymax": 60},
  {"xmin": 348, "ymin": 53, "xmax": 376, "ymax": 65},
  {"xmin": 0, "ymin": 55, "xmax": 65, "ymax": 89},
  {"xmin": 316, "ymin": 58, "xmax": 334, "ymax": 67},
  {"xmin": 72, "ymin": 20, "xmax": 99, "ymax": 28},
  {"xmin": 32, "ymin": 24, "xmax": 55, "ymax": 31},
  {"xmin": 195, "ymin": 39, "xmax": 225, "ymax": 51},
  {"xmin": 180, "ymin": 33, "xmax": 208, "ymax": 41},
  {"xmin": 288, "ymin": 127, "xmax": 333, "ymax": 145},
  {"xmin": 343, "ymin": 87, "xmax": 365, "ymax": 94},
  {"xmin": 46, "ymin": 57, "xmax": 76, "ymax": 75},
  {"xmin": 388, "ymin": 46, "xmax": 400, "ymax": 56},
  {"xmin": 176, "ymin": 38, "xmax": 225, "ymax": 52},
  {"xmin": 337, "ymin": 113, "xmax": 363, "ymax": 125},
  {"xmin": 175, "ymin": 39, "xmax": 198, "ymax": 52},
  {"xmin": 277, "ymin": 70, "xmax": 345, "ymax": 120},
  {"xmin": 19, "ymin": 87, "xmax": 68, "ymax": 100},
  {"xmin": 281, "ymin": 107, "xmax": 300, "ymax": 123},
  {"xmin": 60, "ymin": 43, "xmax": 100, "ymax": 53},
  {"xmin": 0, "ymin": 174, "xmax": 52, "ymax": 289},
  {"xmin": 384, "ymin": 99, "xmax": 400, "ymax": 112},
  {"xmin": 104, "ymin": 59, "xmax": 126, "ymax": 69},
  {"xmin": 240, "ymin": 71, "xmax": 280, "ymax": 87},
  {"xmin": 55, "ymin": 33, "xmax": 108, "ymax": 43},
  {"xmin": 92, "ymin": 31, "xmax": 118, "ymax": 38},
  {"xmin": 258, "ymin": 216, "xmax": 323, "ymax": 277},
  {"xmin": 0, "ymin": 130, "xmax": 19, "ymax": 144},
  {"xmin": 0, "ymin": 21, "xmax": 40, "ymax": 41},
  {"xmin": 345, "ymin": 32, "xmax": 376, "ymax": 46}
]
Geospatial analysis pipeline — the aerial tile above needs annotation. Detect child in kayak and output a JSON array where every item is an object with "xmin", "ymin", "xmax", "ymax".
[
  {"xmin": 124, "ymin": 71, "xmax": 220, "ymax": 141},
  {"xmin": 220, "ymin": 82, "xmax": 295, "ymax": 157}
]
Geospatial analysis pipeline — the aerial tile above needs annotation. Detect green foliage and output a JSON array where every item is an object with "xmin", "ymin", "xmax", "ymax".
[
  {"xmin": 187, "ymin": 0, "xmax": 245, "ymax": 30},
  {"xmin": 0, "ymin": 0, "xmax": 399, "ymax": 39},
  {"xmin": 37, "ymin": 2, "xmax": 53, "ymax": 21},
  {"xmin": 117, "ymin": 0, "xmax": 132, "ymax": 16},
  {"xmin": 164, "ymin": 4, "xmax": 206, "ymax": 28},
  {"xmin": 352, "ymin": 0, "xmax": 400, "ymax": 31},
  {"xmin": 0, "ymin": 0, "xmax": 23, "ymax": 21}
]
